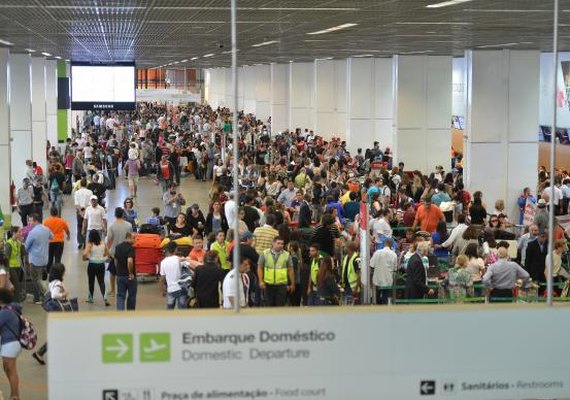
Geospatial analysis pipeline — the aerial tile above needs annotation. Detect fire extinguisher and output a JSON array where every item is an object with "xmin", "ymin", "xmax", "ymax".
[{"xmin": 10, "ymin": 180, "xmax": 15, "ymax": 211}]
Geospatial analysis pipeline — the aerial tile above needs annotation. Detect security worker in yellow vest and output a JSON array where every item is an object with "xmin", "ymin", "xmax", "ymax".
[
  {"xmin": 257, "ymin": 236, "xmax": 295, "ymax": 307},
  {"xmin": 340, "ymin": 241, "xmax": 361, "ymax": 302},
  {"xmin": 5, "ymin": 227, "xmax": 25, "ymax": 302},
  {"xmin": 307, "ymin": 243, "xmax": 322, "ymax": 305}
]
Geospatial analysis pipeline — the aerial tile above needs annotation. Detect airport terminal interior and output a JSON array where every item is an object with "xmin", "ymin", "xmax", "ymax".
[{"xmin": 0, "ymin": 0, "xmax": 568, "ymax": 399}]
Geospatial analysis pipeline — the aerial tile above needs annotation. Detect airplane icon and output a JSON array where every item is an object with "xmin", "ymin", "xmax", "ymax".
[{"xmin": 143, "ymin": 339, "xmax": 167, "ymax": 353}]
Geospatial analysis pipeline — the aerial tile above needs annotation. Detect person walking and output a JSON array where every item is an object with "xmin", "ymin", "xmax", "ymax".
[
  {"xmin": 106, "ymin": 207, "xmax": 133, "ymax": 298},
  {"xmin": 16, "ymin": 178, "xmax": 34, "ymax": 227},
  {"xmin": 163, "ymin": 184, "xmax": 186, "ymax": 229},
  {"xmin": 43, "ymin": 207, "xmax": 71, "ymax": 274},
  {"xmin": 257, "ymin": 237, "xmax": 295, "ymax": 307},
  {"xmin": 82, "ymin": 195, "xmax": 107, "ymax": 240},
  {"xmin": 124, "ymin": 155, "xmax": 141, "ymax": 198},
  {"xmin": 114, "ymin": 232, "xmax": 137, "ymax": 311},
  {"xmin": 5, "ymin": 227, "xmax": 25, "ymax": 303},
  {"xmin": 25, "ymin": 213, "xmax": 53, "ymax": 304},
  {"xmin": 0, "ymin": 288, "xmax": 23, "ymax": 399},
  {"xmin": 32, "ymin": 263, "xmax": 68, "ymax": 366},
  {"xmin": 82, "ymin": 230, "xmax": 110, "ymax": 306},
  {"xmin": 74, "ymin": 178, "xmax": 93, "ymax": 249}
]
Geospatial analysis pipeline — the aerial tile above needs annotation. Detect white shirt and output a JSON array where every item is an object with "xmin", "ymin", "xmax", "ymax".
[
  {"xmin": 441, "ymin": 223, "xmax": 468, "ymax": 248},
  {"xmin": 224, "ymin": 199, "xmax": 238, "ymax": 229},
  {"xmin": 222, "ymin": 271, "xmax": 248, "ymax": 309},
  {"xmin": 160, "ymin": 255, "xmax": 182, "ymax": 293},
  {"xmin": 371, "ymin": 247, "xmax": 398, "ymax": 287},
  {"xmin": 542, "ymin": 186, "xmax": 563, "ymax": 204},
  {"xmin": 372, "ymin": 217, "xmax": 392, "ymax": 241},
  {"xmin": 74, "ymin": 188, "xmax": 94, "ymax": 209},
  {"xmin": 84, "ymin": 205, "xmax": 107, "ymax": 231},
  {"xmin": 106, "ymin": 118, "xmax": 116, "ymax": 130}
]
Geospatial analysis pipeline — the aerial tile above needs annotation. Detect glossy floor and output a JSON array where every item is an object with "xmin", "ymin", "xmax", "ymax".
[{"xmin": 4, "ymin": 172, "xmax": 212, "ymax": 399}]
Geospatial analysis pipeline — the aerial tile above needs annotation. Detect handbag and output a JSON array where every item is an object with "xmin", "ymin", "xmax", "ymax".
[{"xmin": 42, "ymin": 292, "xmax": 79, "ymax": 313}]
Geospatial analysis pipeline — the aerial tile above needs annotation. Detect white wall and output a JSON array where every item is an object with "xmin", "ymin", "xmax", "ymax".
[
  {"xmin": 289, "ymin": 62, "xmax": 315, "ymax": 131},
  {"xmin": 270, "ymin": 63, "xmax": 290, "ymax": 133},
  {"xmin": 315, "ymin": 60, "xmax": 347, "ymax": 140}
]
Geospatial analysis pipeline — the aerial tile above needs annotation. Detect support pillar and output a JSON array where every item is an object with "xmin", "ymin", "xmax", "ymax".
[
  {"xmin": 254, "ymin": 65, "xmax": 270, "ymax": 122},
  {"xmin": 31, "ymin": 56, "xmax": 47, "ymax": 169},
  {"xmin": 0, "ymin": 49, "xmax": 11, "ymax": 215},
  {"xmin": 394, "ymin": 55, "xmax": 452, "ymax": 172},
  {"xmin": 46, "ymin": 60, "xmax": 58, "ymax": 152},
  {"xmin": 270, "ymin": 63, "xmax": 290, "ymax": 133},
  {"xmin": 315, "ymin": 60, "xmax": 347, "ymax": 141},
  {"xmin": 10, "ymin": 53, "xmax": 32, "ymax": 188},
  {"xmin": 464, "ymin": 50, "xmax": 540, "ymax": 222},
  {"xmin": 289, "ymin": 62, "xmax": 315, "ymax": 132}
]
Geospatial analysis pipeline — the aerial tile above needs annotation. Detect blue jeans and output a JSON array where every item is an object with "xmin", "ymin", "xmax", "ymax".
[
  {"xmin": 167, "ymin": 289, "xmax": 188, "ymax": 309},
  {"xmin": 116, "ymin": 276, "xmax": 138, "ymax": 310}
]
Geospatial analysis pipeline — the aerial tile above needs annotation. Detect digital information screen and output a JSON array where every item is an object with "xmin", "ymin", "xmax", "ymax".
[{"xmin": 71, "ymin": 62, "xmax": 136, "ymax": 110}]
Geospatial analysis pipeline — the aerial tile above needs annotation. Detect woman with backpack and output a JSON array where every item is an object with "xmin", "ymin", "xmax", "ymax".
[{"xmin": 0, "ymin": 287, "xmax": 22, "ymax": 399}]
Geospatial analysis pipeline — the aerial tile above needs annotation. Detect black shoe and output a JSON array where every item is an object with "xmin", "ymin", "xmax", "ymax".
[{"xmin": 32, "ymin": 352, "xmax": 45, "ymax": 365}]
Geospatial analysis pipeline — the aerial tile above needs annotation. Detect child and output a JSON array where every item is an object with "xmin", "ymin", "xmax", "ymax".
[
  {"xmin": 146, "ymin": 207, "xmax": 164, "ymax": 228},
  {"xmin": 4, "ymin": 227, "xmax": 24, "ymax": 302}
]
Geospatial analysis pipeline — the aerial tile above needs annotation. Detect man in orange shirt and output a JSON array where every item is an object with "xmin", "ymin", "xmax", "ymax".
[
  {"xmin": 43, "ymin": 206, "xmax": 71, "ymax": 272},
  {"xmin": 412, "ymin": 196, "xmax": 444, "ymax": 234},
  {"xmin": 187, "ymin": 236, "xmax": 206, "ymax": 268}
]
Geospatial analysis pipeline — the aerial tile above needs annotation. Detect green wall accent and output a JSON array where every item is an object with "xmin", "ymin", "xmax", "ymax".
[
  {"xmin": 58, "ymin": 110, "xmax": 68, "ymax": 142},
  {"xmin": 57, "ymin": 60, "xmax": 67, "ymax": 77}
]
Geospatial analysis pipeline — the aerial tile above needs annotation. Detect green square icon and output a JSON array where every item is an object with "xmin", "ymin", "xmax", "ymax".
[
  {"xmin": 140, "ymin": 333, "xmax": 170, "ymax": 363},
  {"xmin": 102, "ymin": 334, "xmax": 133, "ymax": 364}
]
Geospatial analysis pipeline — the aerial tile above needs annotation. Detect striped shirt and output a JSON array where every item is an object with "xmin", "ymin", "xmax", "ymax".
[{"xmin": 253, "ymin": 225, "xmax": 279, "ymax": 254}]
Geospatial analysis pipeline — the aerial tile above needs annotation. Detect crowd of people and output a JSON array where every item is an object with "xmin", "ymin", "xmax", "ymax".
[{"xmin": 0, "ymin": 100, "xmax": 567, "ymax": 398}]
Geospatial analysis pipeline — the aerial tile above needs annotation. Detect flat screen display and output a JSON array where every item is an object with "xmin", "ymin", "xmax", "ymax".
[{"xmin": 71, "ymin": 62, "xmax": 136, "ymax": 110}]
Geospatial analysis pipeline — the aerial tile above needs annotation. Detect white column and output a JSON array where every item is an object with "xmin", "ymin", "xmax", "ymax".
[
  {"xmin": 394, "ymin": 55, "xmax": 452, "ymax": 172},
  {"xmin": 270, "ymin": 63, "xmax": 290, "ymax": 133},
  {"xmin": 237, "ymin": 67, "xmax": 245, "ymax": 111},
  {"xmin": 9, "ymin": 53, "xmax": 32, "ymax": 188},
  {"xmin": 0, "ymin": 49, "xmax": 11, "ymax": 214},
  {"xmin": 315, "ymin": 60, "xmax": 347, "ymax": 140},
  {"xmin": 31, "ymin": 57, "xmax": 47, "ymax": 169},
  {"xmin": 243, "ymin": 66, "xmax": 256, "ymax": 115},
  {"xmin": 464, "ymin": 50, "xmax": 540, "ymax": 222},
  {"xmin": 46, "ymin": 60, "xmax": 58, "ymax": 148},
  {"xmin": 374, "ymin": 58, "xmax": 394, "ymax": 151},
  {"xmin": 224, "ymin": 68, "xmax": 232, "ymax": 108},
  {"xmin": 289, "ymin": 62, "xmax": 315, "ymax": 131},
  {"xmin": 254, "ymin": 65, "xmax": 271, "ymax": 122}
]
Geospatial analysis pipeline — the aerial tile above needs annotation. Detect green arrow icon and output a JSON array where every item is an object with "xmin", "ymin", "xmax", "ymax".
[
  {"xmin": 102, "ymin": 334, "xmax": 133, "ymax": 364},
  {"xmin": 140, "ymin": 333, "xmax": 170, "ymax": 362}
]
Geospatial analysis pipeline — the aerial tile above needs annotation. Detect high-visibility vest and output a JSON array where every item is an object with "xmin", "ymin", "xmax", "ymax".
[
  {"xmin": 263, "ymin": 249, "xmax": 290, "ymax": 285},
  {"xmin": 310, "ymin": 256, "xmax": 322, "ymax": 286},
  {"xmin": 6, "ymin": 239, "xmax": 21, "ymax": 268},
  {"xmin": 211, "ymin": 241, "xmax": 230, "ymax": 270},
  {"xmin": 341, "ymin": 252, "xmax": 359, "ymax": 291}
]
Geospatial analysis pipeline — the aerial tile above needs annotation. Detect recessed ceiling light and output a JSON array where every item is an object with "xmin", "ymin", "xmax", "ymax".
[
  {"xmin": 191, "ymin": 57, "xmax": 199, "ymax": 61},
  {"xmin": 180, "ymin": 59, "xmax": 188, "ymax": 62},
  {"xmin": 307, "ymin": 23, "xmax": 358, "ymax": 35},
  {"xmin": 426, "ymin": 0, "xmax": 473, "ymax": 9},
  {"xmin": 203, "ymin": 53, "xmax": 215, "ymax": 58},
  {"xmin": 352, "ymin": 54, "xmax": 374, "ymax": 58},
  {"xmin": 55, "ymin": 56, "xmax": 62, "ymax": 59},
  {"xmin": 41, "ymin": 52, "xmax": 52, "ymax": 57},
  {"xmin": 25, "ymin": 48, "xmax": 36, "ymax": 53},
  {"xmin": 0, "ymin": 39, "xmax": 14, "ymax": 46},
  {"xmin": 316, "ymin": 57, "xmax": 334, "ymax": 61},
  {"xmin": 251, "ymin": 40, "xmax": 279, "ymax": 48},
  {"xmin": 476, "ymin": 42, "xmax": 521, "ymax": 49}
]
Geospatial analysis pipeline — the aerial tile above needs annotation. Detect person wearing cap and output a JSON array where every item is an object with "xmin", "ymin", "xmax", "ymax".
[
  {"xmin": 412, "ymin": 195, "xmax": 444, "ymax": 234},
  {"xmin": 82, "ymin": 195, "xmax": 107, "ymax": 240},
  {"xmin": 16, "ymin": 178, "xmax": 34, "ymax": 227},
  {"xmin": 534, "ymin": 199, "xmax": 549, "ymax": 231}
]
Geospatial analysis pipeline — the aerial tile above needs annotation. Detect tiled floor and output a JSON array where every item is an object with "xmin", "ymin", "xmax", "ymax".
[{"xmin": 5, "ymin": 172, "xmax": 213, "ymax": 399}]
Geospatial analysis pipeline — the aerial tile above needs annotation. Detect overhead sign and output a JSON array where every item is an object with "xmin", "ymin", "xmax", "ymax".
[{"xmin": 48, "ymin": 307, "xmax": 570, "ymax": 399}]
